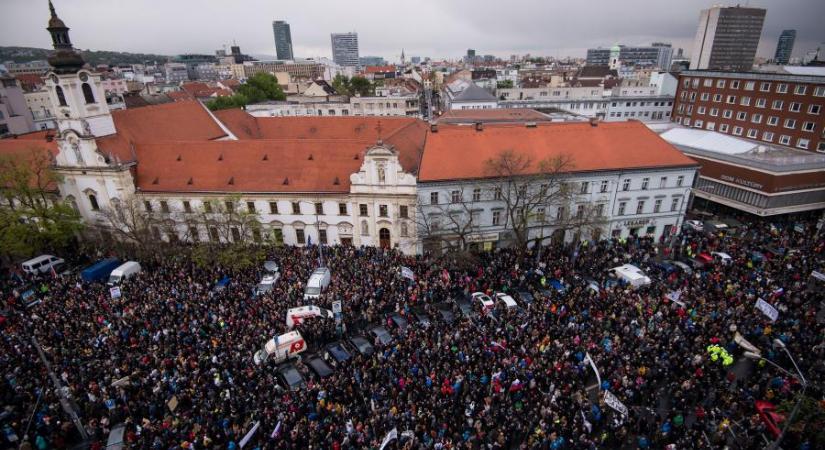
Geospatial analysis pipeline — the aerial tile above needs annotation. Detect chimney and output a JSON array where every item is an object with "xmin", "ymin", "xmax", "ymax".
[
  {"xmin": 589, "ymin": 117, "xmax": 599, "ymax": 127},
  {"xmin": 475, "ymin": 122, "xmax": 484, "ymax": 131},
  {"xmin": 430, "ymin": 123, "xmax": 438, "ymax": 133}
]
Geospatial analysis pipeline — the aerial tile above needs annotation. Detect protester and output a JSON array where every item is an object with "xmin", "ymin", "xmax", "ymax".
[{"xmin": 2, "ymin": 219, "xmax": 823, "ymax": 449}]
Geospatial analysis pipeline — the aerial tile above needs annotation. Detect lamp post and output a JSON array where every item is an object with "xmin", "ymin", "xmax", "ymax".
[
  {"xmin": 300, "ymin": 200, "xmax": 324, "ymax": 267},
  {"xmin": 743, "ymin": 342, "xmax": 808, "ymax": 450}
]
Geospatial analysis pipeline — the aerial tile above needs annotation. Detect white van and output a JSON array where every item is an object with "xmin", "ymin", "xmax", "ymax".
[
  {"xmin": 303, "ymin": 267, "xmax": 331, "ymax": 300},
  {"xmin": 107, "ymin": 261, "xmax": 142, "ymax": 285},
  {"xmin": 253, "ymin": 331, "xmax": 306, "ymax": 365},
  {"xmin": 21, "ymin": 255, "xmax": 65, "ymax": 275},
  {"xmin": 286, "ymin": 305, "xmax": 333, "ymax": 329},
  {"xmin": 609, "ymin": 264, "xmax": 652, "ymax": 288}
]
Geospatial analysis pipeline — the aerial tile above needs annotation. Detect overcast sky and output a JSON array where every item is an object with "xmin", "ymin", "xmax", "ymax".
[{"xmin": 1, "ymin": 0, "xmax": 823, "ymax": 62}]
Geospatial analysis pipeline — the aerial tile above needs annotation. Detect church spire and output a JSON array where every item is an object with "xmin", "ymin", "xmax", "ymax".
[{"xmin": 46, "ymin": 0, "xmax": 85, "ymax": 74}]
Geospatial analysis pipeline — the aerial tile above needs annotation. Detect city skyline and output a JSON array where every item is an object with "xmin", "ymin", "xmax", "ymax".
[{"xmin": 1, "ymin": 0, "xmax": 823, "ymax": 63}]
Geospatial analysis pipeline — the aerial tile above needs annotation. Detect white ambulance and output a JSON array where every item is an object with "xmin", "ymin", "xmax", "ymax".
[
  {"xmin": 253, "ymin": 331, "xmax": 307, "ymax": 365},
  {"xmin": 286, "ymin": 305, "xmax": 333, "ymax": 329}
]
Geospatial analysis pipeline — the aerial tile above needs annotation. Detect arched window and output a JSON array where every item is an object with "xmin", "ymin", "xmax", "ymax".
[
  {"xmin": 55, "ymin": 86, "xmax": 67, "ymax": 107},
  {"xmin": 82, "ymin": 83, "xmax": 95, "ymax": 104},
  {"xmin": 360, "ymin": 220, "xmax": 369, "ymax": 236},
  {"xmin": 88, "ymin": 194, "xmax": 99, "ymax": 211}
]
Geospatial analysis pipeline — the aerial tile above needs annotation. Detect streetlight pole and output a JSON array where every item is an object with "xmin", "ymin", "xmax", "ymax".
[{"xmin": 31, "ymin": 337, "xmax": 89, "ymax": 441}]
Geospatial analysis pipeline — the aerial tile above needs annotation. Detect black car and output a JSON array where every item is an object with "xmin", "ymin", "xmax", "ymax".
[
  {"xmin": 324, "ymin": 341, "xmax": 352, "ymax": 366},
  {"xmin": 411, "ymin": 307, "xmax": 432, "ymax": 327},
  {"xmin": 304, "ymin": 355, "xmax": 333, "ymax": 378},
  {"xmin": 434, "ymin": 302, "xmax": 456, "ymax": 324},
  {"xmin": 454, "ymin": 296, "xmax": 474, "ymax": 318},
  {"xmin": 387, "ymin": 312, "xmax": 409, "ymax": 330},
  {"xmin": 369, "ymin": 326, "xmax": 393, "ymax": 345},
  {"xmin": 516, "ymin": 291, "xmax": 534, "ymax": 306},
  {"xmin": 276, "ymin": 363, "xmax": 305, "ymax": 390},
  {"xmin": 348, "ymin": 336, "xmax": 375, "ymax": 356}
]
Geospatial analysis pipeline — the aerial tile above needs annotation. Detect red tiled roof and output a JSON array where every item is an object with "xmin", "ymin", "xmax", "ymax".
[
  {"xmin": 135, "ymin": 139, "xmax": 372, "ymax": 193},
  {"xmin": 95, "ymin": 100, "xmax": 227, "ymax": 162},
  {"xmin": 14, "ymin": 73, "xmax": 46, "ymax": 91},
  {"xmin": 438, "ymin": 108, "xmax": 550, "ymax": 123},
  {"xmin": 418, "ymin": 121, "xmax": 697, "ymax": 182},
  {"xmin": 167, "ymin": 91, "xmax": 192, "ymax": 102},
  {"xmin": 0, "ymin": 137, "xmax": 59, "ymax": 191},
  {"xmin": 364, "ymin": 65, "xmax": 396, "ymax": 73}
]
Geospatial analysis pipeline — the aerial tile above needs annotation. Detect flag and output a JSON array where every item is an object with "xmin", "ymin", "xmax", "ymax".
[
  {"xmin": 307, "ymin": 234, "xmax": 313, "ymax": 246},
  {"xmin": 585, "ymin": 352, "xmax": 602, "ymax": 389},
  {"xmin": 400, "ymin": 267, "xmax": 415, "ymax": 281},
  {"xmin": 581, "ymin": 410, "xmax": 592, "ymax": 434},
  {"xmin": 239, "ymin": 421, "xmax": 259, "ymax": 448},
  {"xmin": 50, "ymin": 264, "xmax": 58, "ymax": 279},
  {"xmin": 270, "ymin": 421, "xmax": 282, "ymax": 439},
  {"xmin": 379, "ymin": 428, "xmax": 398, "ymax": 450}
]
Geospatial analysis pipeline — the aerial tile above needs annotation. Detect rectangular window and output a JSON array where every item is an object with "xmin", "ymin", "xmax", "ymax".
[
  {"xmin": 183, "ymin": 200, "xmax": 192, "ymax": 213},
  {"xmin": 713, "ymin": 94, "xmax": 722, "ymax": 102},
  {"xmin": 776, "ymin": 83, "xmax": 788, "ymax": 94},
  {"xmin": 230, "ymin": 227, "xmax": 241, "ymax": 242},
  {"xmin": 733, "ymin": 126, "xmax": 743, "ymax": 136},
  {"xmin": 430, "ymin": 192, "xmax": 438, "ymax": 205},
  {"xmin": 600, "ymin": 180, "xmax": 609, "ymax": 193},
  {"xmin": 803, "ymin": 122, "xmax": 816, "ymax": 132},
  {"xmin": 359, "ymin": 204, "xmax": 368, "ymax": 216},
  {"xmin": 272, "ymin": 228, "xmax": 284, "ymax": 245},
  {"xmin": 314, "ymin": 202, "xmax": 323, "ymax": 215},
  {"xmin": 576, "ymin": 204, "xmax": 585, "ymax": 219},
  {"xmin": 767, "ymin": 116, "xmax": 779, "ymax": 126},
  {"xmin": 160, "ymin": 200, "xmax": 169, "ymax": 213},
  {"xmin": 291, "ymin": 202, "xmax": 300, "ymax": 214},
  {"xmin": 706, "ymin": 122, "xmax": 716, "ymax": 131},
  {"xmin": 189, "ymin": 226, "xmax": 199, "ymax": 242},
  {"xmin": 494, "ymin": 187, "xmax": 503, "ymax": 200},
  {"xmin": 225, "ymin": 201, "xmax": 234, "ymax": 212},
  {"xmin": 723, "ymin": 109, "xmax": 733, "ymax": 119},
  {"xmin": 755, "ymin": 98, "xmax": 766, "ymax": 108},
  {"xmin": 697, "ymin": 106, "xmax": 706, "ymax": 115},
  {"xmin": 703, "ymin": 78, "xmax": 712, "ymax": 87},
  {"xmin": 450, "ymin": 190, "xmax": 460, "ymax": 203},
  {"xmin": 247, "ymin": 201, "xmax": 256, "ymax": 213},
  {"xmin": 338, "ymin": 203, "xmax": 347, "ymax": 215},
  {"xmin": 296, "ymin": 229, "xmax": 305, "ymax": 244},
  {"xmin": 779, "ymin": 135, "xmax": 791, "ymax": 145},
  {"xmin": 818, "ymin": 142, "xmax": 825, "ymax": 153},
  {"xmin": 797, "ymin": 138, "xmax": 810, "ymax": 149},
  {"xmin": 319, "ymin": 229, "xmax": 327, "ymax": 244},
  {"xmin": 144, "ymin": 200, "xmax": 153, "ymax": 212},
  {"xmin": 809, "ymin": 104, "xmax": 821, "ymax": 115},
  {"xmin": 762, "ymin": 131, "xmax": 774, "ymax": 142},
  {"xmin": 716, "ymin": 79, "xmax": 726, "ymax": 88},
  {"xmin": 795, "ymin": 85, "xmax": 807, "ymax": 95},
  {"xmin": 772, "ymin": 100, "xmax": 783, "ymax": 110},
  {"xmin": 654, "ymin": 199, "xmax": 662, "ymax": 213},
  {"xmin": 744, "ymin": 81, "xmax": 755, "ymax": 91},
  {"xmin": 730, "ymin": 80, "xmax": 740, "ymax": 89},
  {"xmin": 399, "ymin": 205, "xmax": 408, "ymax": 218},
  {"xmin": 641, "ymin": 177, "xmax": 649, "ymax": 190},
  {"xmin": 492, "ymin": 210, "xmax": 501, "ymax": 226},
  {"xmin": 472, "ymin": 188, "xmax": 481, "ymax": 202},
  {"xmin": 677, "ymin": 175, "xmax": 684, "ymax": 187},
  {"xmin": 556, "ymin": 206, "xmax": 565, "ymax": 220},
  {"xmin": 747, "ymin": 128, "xmax": 758, "ymax": 138},
  {"xmin": 670, "ymin": 197, "xmax": 680, "ymax": 212},
  {"xmin": 269, "ymin": 201, "xmax": 279, "ymax": 214},
  {"xmin": 726, "ymin": 95, "xmax": 736, "ymax": 104},
  {"xmin": 622, "ymin": 179, "xmax": 630, "ymax": 191},
  {"xmin": 784, "ymin": 119, "xmax": 797, "ymax": 129},
  {"xmin": 694, "ymin": 119, "xmax": 704, "ymax": 128},
  {"xmin": 203, "ymin": 201, "xmax": 212, "ymax": 213},
  {"xmin": 709, "ymin": 108, "xmax": 718, "ymax": 116},
  {"xmin": 719, "ymin": 123, "xmax": 729, "ymax": 132},
  {"xmin": 740, "ymin": 96, "xmax": 751, "ymax": 106},
  {"xmin": 760, "ymin": 82, "xmax": 771, "ymax": 92},
  {"xmin": 536, "ymin": 207, "xmax": 545, "ymax": 222},
  {"xmin": 636, "ymin": 200, "xmax": 645, "ymax": 214},
  {"xmin": 580, "ymin": 181, "xmax": 589, "ymax": 194},
  {"xmin": 618, "ymin": 201, "xmax": 627, "ymax": 216},
  {"xmin": 814, "ymin": 86, "xmax": 825, "ymax": 97},
  {"xmin": 595, "ymin": 203, "xmax": 605, "ymax": 217},
  {"xmin": 751, "ymin": 113, "xmax": 762, "ymax": 123},
  {"xmin": 700, "ymin": 93, "xmax": 710, "ymax": 102},
  {"xmin": 209, "ymin": 226, "xmax": 219, "ymax": 242},
  {"xmin": 379, "ymin": 205, "xmax": 388, "ymax": 217},
  {"xmin": 736, "ymin": 111, "xmax": 747, "ymax": 121},
  {"xmin": 789, "ymin": 102, "xmax": 801, "ymax": 112},
  {"xmin": 659, "ymin": 177, "xmax": 667, "ymax": 188}
]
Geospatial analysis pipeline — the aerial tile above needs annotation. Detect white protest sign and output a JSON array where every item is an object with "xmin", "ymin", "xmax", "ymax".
[
  {"xmin": 110, "ymin": 286, "xmax": 122, "ymax": 299},
  {"xmin": 665, "ymin": 290, "xmax": 685, "ymax": 307},
  {"xmin": 400, "ymin": 267, "xmax": 415, "ymax": 281},
  {"xmin": 755, "ymin": 298, "xmax": 779, "ymax": 322},
  {"xmin": 603, "ymin": 390, "xmax": 628, "ymax": 416},
  {"xmin": 585, "ymin": 352, "xmax": 602, "ymax": 389},
  {"xmin": 379, "ymin": 427, "xmax": 398, "ymax": 450},
  {"xmin": 239, "ymin": 421, "xmax": 259, "ymax": 448}
]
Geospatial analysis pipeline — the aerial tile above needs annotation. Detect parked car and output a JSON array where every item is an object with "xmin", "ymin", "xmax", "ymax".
[
  {"xmin": 323, "ymin": 341, "xmax": 352, "ymax": 366},
  {"xmin": 276, "ymin": 363, "xmax": 305, "ymax": 390},
  {"xmin": 348, "ymin": 336, "xmax": 375, "ymax": 356},
  {"xmin": 263, "ymin": 260, "xmax": 279, "ymax": 273},
  {"xmin": 454, "ymin": 296, "xmax": 475, "ymax": 318},
  {"xmin": 494, "ymin": 293, "xmax": 518, "ymax": 310},
  {"xmin": 434, "ymin": 302, "xmax": 456, "ymax": 324},
  {"xmin": 304, "ymin": 267, "xmax": 331, "ymax": 300},
  {"xmin": 107, "ymin": 261, "xmax": 141, "ymax": 286},
  {"xmin": 369, "ymin": 326, "xmax": 393, "ymax": 345},
  {"xmin": 387, "ymin": 312, "xmax": 409, "ymax": 330},
  {"xmin": 703, "ymin": 220, "xmax": 729, "ymax": 234},
  {"xmin": 304, "ymin": 355, "xmax": 334, "ymax": 378},
  {"xmin": 608, "ymin": 264, "xmax": 651, "ymax": 288},
  {"xmin": 21, "ymin": 254, "xmax": 65, "ymax": 275},
  {"xmin": 411, "ymin": 307, "xmax": 432, "ymax": 327},
  {"xmin": 696, "ymin": 252, "xmax": 713, "ymax": 265},
  {"xmin": 516, "ymin": 290, "xmax": 535, "ymax": 307},
  {"xmin": 471, "ymin": 292, "xmax": 494, "ymax": 313},
  {"xmin": 81, "ymin": 258, "xmax": 121, "ymax": 283},
  {"xmin": 667, "ymin": 260, "xmax": 693, "ymax": 276},
  {"xmin": 683, "ymin": 220, "xmax": 704, "ymax": 232},
  {"xmin": 711, "ymin": 251, "xmax": 732, "ymax": 265},
  {"xmin": 548, "ymin": 279, "xmax": 568, "ymax": 294},
  {"xmin": 254, "ymin": 274, "xmax": 279, "ymax": 296}
]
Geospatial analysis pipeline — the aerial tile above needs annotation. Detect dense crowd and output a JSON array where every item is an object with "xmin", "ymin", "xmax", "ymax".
[{"xmin": 2, "ymin": 218, "xmax": 824, "ymax": 449}]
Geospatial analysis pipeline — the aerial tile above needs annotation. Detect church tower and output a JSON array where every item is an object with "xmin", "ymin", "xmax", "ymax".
[{"xmin": 44, "ymin": 0, "xmax": 116, "ymax": 168}]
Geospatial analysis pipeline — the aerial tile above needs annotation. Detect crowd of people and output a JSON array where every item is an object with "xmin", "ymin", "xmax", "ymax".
[{"xmin": 2, "ymin": 217, "xmax": 824, "ymax": 449}]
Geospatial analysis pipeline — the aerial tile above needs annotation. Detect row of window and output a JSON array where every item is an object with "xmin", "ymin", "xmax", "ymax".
[
  {"xmin": 430, "ymin": 177, "xmax": 687, "ymax": 205},
  {"xmin": 54, "ymin": 82, "xmax": 97, "ymax": 107},
  {"xmin": 679, "ymin": 90, "xmax": 822, "ymax": 115},
  {"xmin": 686, "ymin": 107, "xmax": 821, "ymax": 131},
  {"xmin": 142, "ymin": 199, "xmax": 409, "ymax": 219},
  {"xmin": 675, "ymin": 117, "xmax": 823, "ymax": 151},
  {"xmin": 153, "ymin": 221, "xmax": 409, "ymax": 245},
  {"xmin": 617, "ymin": 197, "xmax": 682, "ymax": 216},
  {"xmin": 611, "ymin": 100, "xmax": 674, "ymax": 108},
  {"xmin": 682, "ymin": 77, "xmax": 825, "ymax": 97}
]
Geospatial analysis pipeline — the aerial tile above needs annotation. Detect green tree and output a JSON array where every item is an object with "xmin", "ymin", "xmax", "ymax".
[
  {"xmin": 0, "ymin": 148, "xmax": 83, "ymax": 260},
  {"xmin": 331, "ymin": 74, "xmax": 352, "ymax": 96},
  {"xmin": 206, "ymin": 93, "xmax": 248, "ymax": 111},
  {"xmin": 237, "ymin": 73, "xmax": 286, "ymax": 103},
  {"xmin": 349, "ymin": 76, "xmax": 373, "ymax": 96},
  {"xmin": 496, "ymin": 80, "xmax": 514, "ymax": 89}
]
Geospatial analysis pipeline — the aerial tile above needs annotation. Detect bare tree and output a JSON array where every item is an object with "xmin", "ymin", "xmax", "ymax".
[
  {"xmin": 483, "ymin": 149, "xmax": 576, "ymax": 251},
  {"xmin": 415, "ymin": 185, "xmax": 484, "ymax": 253}
]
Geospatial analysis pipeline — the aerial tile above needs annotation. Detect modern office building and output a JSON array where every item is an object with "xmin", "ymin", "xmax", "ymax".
[
  {"xmin": 774, "ymin": 30, "xmax": 797, "ymax": 65},
  {"xmin": 690, "ymin": 6, "xmax": 766, "ymax": 71},
  {"xmin": 331, "ymin": 33, "xmax": 359, "ymax": 67},
  {"xmin": 586, "ymin": 44, "xmax": 673, "ymax": 70},
  {"xmin": 671, "ymin": 68, "xmax": 825, "ymax": 153},
  {"xmin": 272, "ymin": 21, "xmax": 294, "ymax": 61}
]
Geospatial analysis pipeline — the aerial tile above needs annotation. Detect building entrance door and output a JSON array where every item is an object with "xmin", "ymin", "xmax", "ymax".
[{"xmin": 379, "ymin": 228, "xmax": 391, "ymax": 249}]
